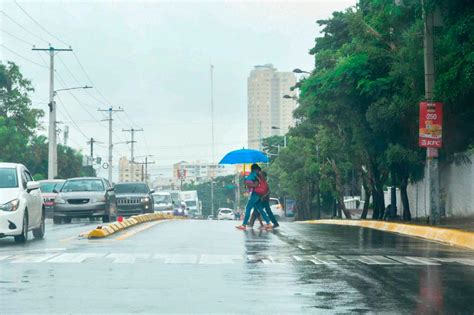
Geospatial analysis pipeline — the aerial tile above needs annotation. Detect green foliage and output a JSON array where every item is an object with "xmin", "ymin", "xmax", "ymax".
[
  {"xmin": 0, "ymin": 61, "xmax": 95, "ymax": 179},
  {"xmin": 183, "ymin": 175, "xmax": 240, "ymax": 216},
  {"xmin": 269, "ymin": 0, "xmax": 473, "ymax": 220}
]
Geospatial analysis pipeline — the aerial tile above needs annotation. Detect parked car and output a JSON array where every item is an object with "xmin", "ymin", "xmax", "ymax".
[
  {"xmin": 153, "ymin": 191, "xmax": 174, "ymax": 215},
  {"xmin": 269, "ymin": 197, "xmax": 284, "ymax": 219},
  {"xmin": 53, "ymin": 177, "xmax": 116, "ymax": 224},
  {"xmin": 217, "ymin": 208, "xmax": 234, "ymax": 220},
  {"xmin": 115, "ymin": 182, "xmax": 154, "ymax": 217},
  {"xmin": 39, "ymin": 179, "xmax": 65, "ymax": 218},
  {"xmin": 0, "ymin": 163, "xmax": 45, "ymax": 243}
]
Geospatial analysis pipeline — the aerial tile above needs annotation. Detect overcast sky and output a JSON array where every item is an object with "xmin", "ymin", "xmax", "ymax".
[{"xmin": 1, "ymin": 0, "xmax": 355, "ymax": 180}]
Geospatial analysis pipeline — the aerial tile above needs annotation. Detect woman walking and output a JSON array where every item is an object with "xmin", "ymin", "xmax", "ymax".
[{"xmin": 236, "ymin": 164, "xmax": 272, "ymax": 230}]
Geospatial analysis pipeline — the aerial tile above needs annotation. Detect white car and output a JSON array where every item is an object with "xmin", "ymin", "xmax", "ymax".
[
  {"xmin": 0, "ymin": 163, "xmax": 45, "ymax": 243},
  {"xmin": 269, "ymin": 198, "xmax": 284, "ymax": 219},
  {"xmin": 217, "ymin": 208, "xmax": 234, "ymax": 220}
]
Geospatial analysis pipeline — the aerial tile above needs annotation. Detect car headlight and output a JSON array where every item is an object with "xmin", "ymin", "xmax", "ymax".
[
  {"xmin": 54, "ymin": 197, "xmax": 66, "ymax": 204},
  {"xmin": 141, "ymin": 197, "xmax": 150, "ymax": 203},
  {"xmin": 91, "ymin": 196, "xmax": 106, "ymax": 203},
  {"xmin": 0, "ymin": 199, "xmax": 20, "ymax": 212}
]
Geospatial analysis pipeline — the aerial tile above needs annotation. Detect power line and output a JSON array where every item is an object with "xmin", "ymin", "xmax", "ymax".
[
  {"xmin": 56, "ymin": 55, "xmax": 106, "ymax": 107},
  {"xmin": 14, "ymin": 1, "xmax": 71, "ymax": 47},
  {"xmin": 0, "ymin": 28, "xmax": 35, "ymax": 46},
  {"xmin": 0, "ymin": 11, "xmax": 50, "ymax": 45},
  {"xmin": 0, "ymin": 44, "xmax": 49, "ymax": 69}
]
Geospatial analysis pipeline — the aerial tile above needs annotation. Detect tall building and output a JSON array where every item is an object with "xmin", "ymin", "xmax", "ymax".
[
  {"xmin": 247, "ymin": 64, "xmax": 297, "ymax": 149},
  {"xmin": 118, "ymin": 157, "xmax": 143, "ymax": 183}
]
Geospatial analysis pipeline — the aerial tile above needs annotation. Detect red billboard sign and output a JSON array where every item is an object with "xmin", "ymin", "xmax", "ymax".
[{"xmin": 419, "ymin": 102, "xmax": 443, "ymax": 148}]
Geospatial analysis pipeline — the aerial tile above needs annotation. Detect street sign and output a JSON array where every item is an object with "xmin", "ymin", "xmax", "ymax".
[{"xmin": 419, "ymin": 101, "xmax": 443, "ymax": 148}]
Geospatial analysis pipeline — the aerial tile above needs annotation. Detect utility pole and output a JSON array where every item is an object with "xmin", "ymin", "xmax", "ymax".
[
  {"xmin": 87, "ymin": 137, "xmax": 97, "ymax": 159},
  {"xmin": 122, "ymin": 128, "xmax": 143, "ymax": 181},
  {"xmin": 210, "ymin": 65, "xmax": 215, "ymax": 218},
  {"xmin": 134, "ymin": 156, "xmax": 155, "ymax": 183},
  {"xmin": 32, "ymin": 46, "xmax": 72, "ymax": 179},
  {"xmin": 422, "ymin": 0, "xmax": 440, "ymax": 225},
  {"xmin": 99, "ymin": 107, "xmax": 123, "ymax": 182}
]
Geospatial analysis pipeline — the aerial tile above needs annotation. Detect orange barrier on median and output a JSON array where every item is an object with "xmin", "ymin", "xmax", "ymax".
[
  {"xmin": 86, "ymin": 213, "xmax": 181, "ymax": 239},
  {"xmin": 302, "ymin": 219, "xmax": 474, "ymax": 250}
]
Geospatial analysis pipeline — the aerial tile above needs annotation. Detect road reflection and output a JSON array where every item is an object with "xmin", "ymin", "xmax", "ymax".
[{"xmin": 416, "ymin": 266, "xmax": 444, "ymax": 314}]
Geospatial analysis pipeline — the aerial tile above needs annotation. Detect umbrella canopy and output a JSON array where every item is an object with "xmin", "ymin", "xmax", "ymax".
[{"xmin": 219, "ymin": 148, "xmax": 269, "ymax": 165}]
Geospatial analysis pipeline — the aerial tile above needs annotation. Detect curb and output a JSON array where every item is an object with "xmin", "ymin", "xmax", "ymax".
[
  {"xmin": 86, "ymin": 213, "xmax": 182, "ymax": 239},
  {"xmin": 302, "ymin": 219, "xmax": 474, "ymax": 250}
]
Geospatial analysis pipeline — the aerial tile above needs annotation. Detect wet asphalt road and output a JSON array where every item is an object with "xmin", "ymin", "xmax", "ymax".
[{"xmin": 1, "ymin": 219, "xmax": 474, "ymax": 314}]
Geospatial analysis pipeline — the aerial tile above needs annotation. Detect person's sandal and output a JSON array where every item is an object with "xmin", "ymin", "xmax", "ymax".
[
  {"xmin": 235, "ymin": 225, "xmax": 246, "ymax": 231},
  {"xmin": 264, "ymin": 224, "xmax": 273, "ymax": 230}
]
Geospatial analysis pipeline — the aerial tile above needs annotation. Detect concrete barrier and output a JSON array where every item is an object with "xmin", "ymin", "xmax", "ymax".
[
  {"xmin": 86, "ymin": 213, "xmax": 179, "ymax": 239},
  {"xmin": 302, "ymin": 219, "xmax": 474, "ymax": 250}
]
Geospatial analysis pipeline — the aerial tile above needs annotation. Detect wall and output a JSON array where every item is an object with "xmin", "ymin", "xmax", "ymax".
[{"xmin": 407, "ymin": 152, "xmax": 474, "ymax": 218}]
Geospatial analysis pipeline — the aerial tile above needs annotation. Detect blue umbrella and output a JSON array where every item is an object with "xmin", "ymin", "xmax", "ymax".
[{"xmin": 219, "ymin": 148, "xmax": 269, "ymax": 165}]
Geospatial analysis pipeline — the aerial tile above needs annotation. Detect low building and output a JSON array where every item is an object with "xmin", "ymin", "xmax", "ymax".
[{"xmin": 173, "ymin": 161, "xmax": 235, "ymax": 184}]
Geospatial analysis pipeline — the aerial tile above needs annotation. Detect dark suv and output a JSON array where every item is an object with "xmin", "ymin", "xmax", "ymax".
[{"xmin": 114, "ymin": 182, "xmax": 154, "ymax": 217}]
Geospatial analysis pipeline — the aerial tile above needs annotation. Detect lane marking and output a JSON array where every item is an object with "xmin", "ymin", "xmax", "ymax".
[
  {"xmin": 115, "ymin": 220, "xmax": 168, "ymax": 241},
  {"xmin": 387, "ymin": 256, "xmax": 440, "ymax": 265},
  {"xmin": 47, "ymin": 253, "xmax": 105, "ymax": 263},
  {"xmin": 106, "ymin": 253, "xmax": 151, "ymax": 263},
  {"xmin": 1, "ymin": 253, "xmax": 473, "ymax": 266},
  {"xmin": 11, "ymin": 253, "xmax": 61, "ymax": 263}
]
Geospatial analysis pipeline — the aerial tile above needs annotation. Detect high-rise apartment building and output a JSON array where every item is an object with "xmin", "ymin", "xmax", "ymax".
[
  {"xmin": 118, "ymin": 157, "xmax": 143, "ymax": 182},
  {"xmin": 247, "ymin": 64, "xmax": 297, "ymax": 149}
]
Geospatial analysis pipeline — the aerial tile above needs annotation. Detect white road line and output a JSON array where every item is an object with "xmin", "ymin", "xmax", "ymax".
[
  {"xmin": 10, "ymin": 253, "xmax": 61, "ymax": 263},
  {"xmin": 198, "ymin": 254, "xmax": 243, "ymax": 264},
  {"xmin": 106, "ymin": 253, "xmax": 151, "ymax": 263},
  {"xmin": 310, "ymin": 255, "xmax": 342, "ymax": 264},
  {"xmin": 154, "ymin": 254, "xmax": 198, "ymax": 264},
  {"xmin": 387, "ymin": 256, "xmax": 440, "ymax": 265},
  {"xmin": 0, "ymin": 255, "xmax": 12, "ymax": 261},
  {"xmin": 433, "ymin": 258, "xmax": 474, "ymax": 266},
  {"xmin": 47, "ymin": 253, "xmax": 105, "ymax": 263},
  {"xmin": 339, "ymin": 255, "xmax": 401, "ymax": 265}
]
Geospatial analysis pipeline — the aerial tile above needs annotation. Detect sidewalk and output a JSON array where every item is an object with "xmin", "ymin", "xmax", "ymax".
[
  {"xmin": 350, "ymin": 208, "xmax": 474, "ymax": 232},
  {"xmin": 303, "ymin": 214, "xmax": 474, "ymax": 250}
]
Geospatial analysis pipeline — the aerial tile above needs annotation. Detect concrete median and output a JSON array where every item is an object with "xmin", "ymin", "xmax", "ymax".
[
  {"xmin": 86, "ymin": 213, "xmax": 183, "ymax": 239},
  {"xmin": 302, "ymin": 219, "xmax": 474, "ymax": 250}
]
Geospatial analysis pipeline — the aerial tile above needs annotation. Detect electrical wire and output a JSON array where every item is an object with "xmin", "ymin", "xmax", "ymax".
[
  {"xmin": 14, "ymin": 1, "xmax": 71, "ymax": 47},
  {"xmin": 1, "ymin": 44, "xmax": 49, "ymax": 69},
  {"xmin": 0, "ymin": 10, "xmax": 50, "ymax": 45}
]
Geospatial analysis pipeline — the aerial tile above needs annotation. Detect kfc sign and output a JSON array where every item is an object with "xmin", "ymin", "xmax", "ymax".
[{"xmin": 419, "ymin": 102, "xmax": 443, "ymax": 148}]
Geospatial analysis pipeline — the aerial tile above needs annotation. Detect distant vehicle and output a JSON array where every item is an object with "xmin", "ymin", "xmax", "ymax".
[
  {"xmin": 207, "ymin": 215, "xmax": 214, "ymax": 220},
  {"xmin": 115, "ymin": 182, "xmax": 154, "ymax": 217},
  {"xmin": 270, "ymin": 198, "xmax": 284, "ymax": 219},
  {"xmin": 39, "ymin": 179, "xmax": 65, "ymax": 218},
  {"xmin": 179, "ymin": 190, "xmax": 200, "ymax": 217},
  {"xmin": 53, "ymin": 177, "xmax": 116, "ymax": 224},
  {"xmin": 153, "ymin": 191, "xmax": 174, "ymax": 215},
  {"xmin": 217, "ymin": 208, "xmax": 234, "ymax": 220},
  {"xmin": 168, "ymin": 190, "xmax": 182, "ymax": 205},
  {"xmin": 173, "ymin": 202, "xmax": 187, "ymax": 217},
  {"xmin": 0, "ymin": 163, "xmax": 45, "ymax": 243}
]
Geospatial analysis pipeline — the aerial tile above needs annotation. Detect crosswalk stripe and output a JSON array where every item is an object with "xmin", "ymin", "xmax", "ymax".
[
  {"xmin": 339, "ymin": 255, "xmax": 401, "ymax": 265},
  {"xmin": 153, "ymin": 254, "xmax": 198, "ymax": 264},
  {"xmin": 199, "ymin": 254, "xmax": 243, "ymax": 264},
  {"xmin": 47, "ymin": 253, "xmax": 105, "ymax": 263},
  {"xmin": 10, "ymin": 253, "xmax": 60, "ymax": 263},
  {"xmin": 106, "ymin": 253, "xmax": 151, "ymax": 263},
  {"xmin": 433, "ymin": 258, "xmax": 474, "ymax": 266},
  {"xmin": 387, "ymin": 256, "xmax": 440, "ymax": 265},
  {"xmin": 0, "ymin": 255, "xmax": 12, "ymax": 261}
]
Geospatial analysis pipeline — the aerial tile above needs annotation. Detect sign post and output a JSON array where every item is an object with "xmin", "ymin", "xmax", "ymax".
[{"xmin": 419, "ymin": 101, "xmax": 443, "ymax": 225}]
